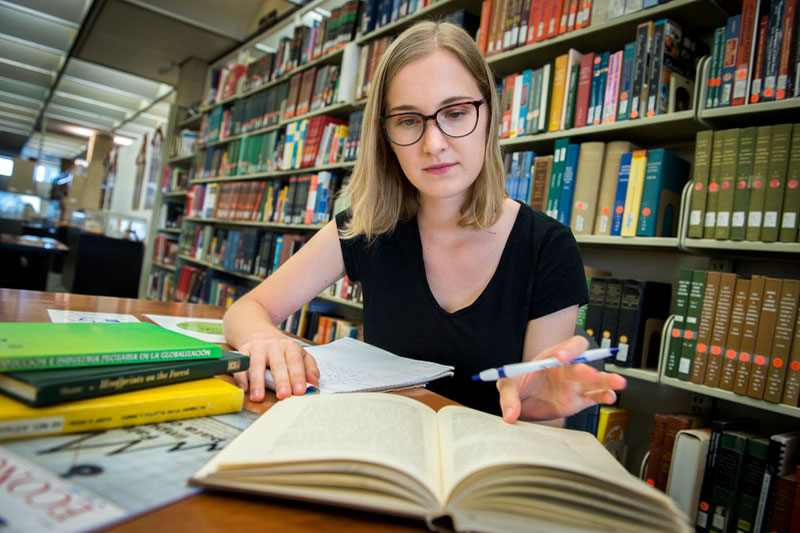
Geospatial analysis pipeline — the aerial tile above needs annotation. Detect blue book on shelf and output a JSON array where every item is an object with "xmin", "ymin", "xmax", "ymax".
[
  {"xmin": 717, "ymin": 15, "xmax": 741, "ymax": 108},
  {"xmin": 558, "ymin": 144, "xmax": 581, "ymax": 225},
  {"xmin": 610, "ymin": 152, "xmax": 634, "ymax": 236},
  {"xmin": 636, "ymin": 149, "xmax": 690, "ymax": 237}
]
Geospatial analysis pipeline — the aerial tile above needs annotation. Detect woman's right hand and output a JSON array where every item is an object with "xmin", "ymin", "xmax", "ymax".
[{"xmin": 232, "ymin": 333, "xmax": 320, "ymax": 402}]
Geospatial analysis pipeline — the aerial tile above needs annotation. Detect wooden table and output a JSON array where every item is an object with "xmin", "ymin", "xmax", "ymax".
[{"xmin": 1, "ymin": 289, "xmax": 451, "ymax": 532}]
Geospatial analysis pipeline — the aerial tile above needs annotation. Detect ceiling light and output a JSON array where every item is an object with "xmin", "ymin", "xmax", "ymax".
[
  {"xmin": 114, "ymin": 136, "xmax": 134, "ymax": 146},
  {"xmin": 63, "ymin": 125, "xmax": 96, "ymax": 138}
]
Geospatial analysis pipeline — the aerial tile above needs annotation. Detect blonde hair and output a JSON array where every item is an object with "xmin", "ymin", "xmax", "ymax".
[{"xmin": 339, "ymin": 20, "xmax": 505, "ymax": 240}]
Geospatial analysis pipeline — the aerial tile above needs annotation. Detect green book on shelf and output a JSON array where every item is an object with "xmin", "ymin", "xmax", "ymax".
[
  {"xmin": 713, "ymin": 128, "xmax": 740, "ymax": 240},
  {"xmin": 664, "ymin": 269, "xmax": 692, "ymax": 379},
  {"xmin": 687, "ymin": 130, "xmax": 714, "ymax": 239},
  {"xmin": 677, "ymin": 269, "xmax": 707, "ymax": 381},
  {"xmin": 779, "ymin": 123, "xmax": 800, "ymax": 242},
  {"xmin": 729, "ymin": 127, "xmax": 757, "ymax": 241},
  {"xmin": 761, "ymin": 123, "xmax": 793, "ymax": 242},
  {"xmin": 0, "ymin": 349, "xmax": 247, "ymax": 406},
  {"xmin": 0, "ymin": 322, "xmax": 221, "ymax": 371}
]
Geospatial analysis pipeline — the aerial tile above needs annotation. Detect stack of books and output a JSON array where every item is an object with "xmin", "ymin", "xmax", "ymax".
[{"xmin": 0, "ymin": 322, "xmax": 247, "ymax": 441}]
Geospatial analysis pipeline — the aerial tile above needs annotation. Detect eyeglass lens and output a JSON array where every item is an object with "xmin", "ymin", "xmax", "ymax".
[{"xmin": 384, "ymin": 102, "xmax": 479, "ymax": 145}]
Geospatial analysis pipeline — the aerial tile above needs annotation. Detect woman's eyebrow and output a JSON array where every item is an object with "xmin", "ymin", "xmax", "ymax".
[{"xmin": 386, "ymin": 95, "xmax": 478, "ymax": 114}]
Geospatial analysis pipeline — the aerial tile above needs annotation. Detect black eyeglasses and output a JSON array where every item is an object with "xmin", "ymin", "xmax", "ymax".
[{"xmin": 379, "ymin": 98, "xmax": 487, "ymax": 146}]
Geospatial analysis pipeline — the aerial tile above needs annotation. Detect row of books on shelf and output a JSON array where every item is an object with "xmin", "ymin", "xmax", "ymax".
[
  {"xmin": 158, "ymin": 200, "xmax": 183, "ymax": 229},
  {"xmin": 687, "ymin": 123, "xmax": 800, "ymax": 244},
  {"xmin": 644, "ymin": 414, "xmax": 800, "ymax": 533},
  {"xmin": 172, "ymin": 264, "xmax": 250, "ymax": 308},
  {"xmin": 281, "ymin": 300, "xmax": 362, "ymax": 345},
  {"xmin": 498, "ymin": 17, "xmax": 700, "ymax": 140},
  {"xmin": 146, "ymin": 268, "xmax": 174, "ymax": 301},
  {"xmin": 161, "ymin": 165, "xmax": 189, "ymax": 193},
  {"xmin": 185, "ymin": 171, "xmax": 343, "ymax": 226},
  {"xmin": 152, "ymin": 234, "xmax": 179, "ymax": 265},
  {"xmin": 584, "ymin": 277, "xmax": 672, "ymax": 368},
  {"xmin": 507, "ymin": 141, "xmax": 688, "ymax": 237},
  {"xmin": 479, "ymin": 0, "xmax": 677, "ymax": 56},
  {"xmin": 705, "ymin": 0, "xmax": 800, "ymax": 109},
  {"xmin": 665, "ymin": 269, "xmax": 800, "ymax": 407},
  {"xmin": 168, "ymin": 128, "xmax": 199, "ymax": 159}
]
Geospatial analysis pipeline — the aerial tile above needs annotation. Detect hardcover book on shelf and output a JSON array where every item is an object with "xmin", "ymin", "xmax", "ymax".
[
  {"xmin": 636, "ymin": 148, "xmax": 690, "ymax": 237},
  {"xmin": 664, "ymin": 269, "xmax": 692, "ymax": 379},
  {"xmin": 0, "ymin": 350, "xmax": 249, "ymax": 406},
  {"xmin": 746, "ymin": 277, "xmax": 783, "ymax": 399},
  {"xmin": 746, "ymin": 125, "xmax": 774, "ymax": 241},
  {"xmin": 753, "ymin": 431, "xmax": 800, "ymax": 533},
  {"xmin": 731, "ymin": 436, "xmax": 770, "ymax": 533},
  {"xmin": 713, "ymin": 128, "xmax": 740, "ymax": 240},
  {"xmin": 703, "ymin": 129, "xmax": 727, "ymax": 239},
  {"xmin": 733, "ymin": 275, "xmax": 767, "ymax": 396},
  {"xmin": 655, "ymin": 413, "xmax": 706, "ymax": 492},
  {"xmin": 702, "ymin": 273, "xmax": 737, "ymax": 388},
  {"xmin": 763, "ymin": 278, "xmax": 799, "ymax": 403},
  {"xmin": 613, "ymin": 279, "xmax": 671, "ymax": 368},
  {"xmin": 0, "ymin": 378, "xmax": 243, "ymax": 441},
  {"xmin": 678, "ymin": 269, "xmax": 708, "ymax": 382},
  {"xmin": 779, "ymin": 123, "xmax": 800, "ymax": 242},
  {"xmin": 717, "ymin": 277, "xmax": 751, "ymax": 391},
  {"xmin": 666, "ymin": 428, "xmax": 711, "ymax": 523},
  {"xmin": 0, "ymin": 322, "xmax": 220, "ymax": 371},
  {"xmin": 781, "ymin": 297, "xmax": 800, "ymax": 405},
  {"xmin": 690, "ymin": 270, "xmax": 721, "ymax": 385},
  {"xmin": 708, "ymin": 430, "xmax": 759, "ymax": 532},
  {"xmin": 190, "ymin": 393, "xmax": 690, "ymax": 532},
  {"xmin": 569, "ymin": 141, "xmax": 606, "ymax": 234},
  {"xmin": 729, "ymin": 127, "xmax": 758, "ymax": 241},
  {"xmin": 594, "ymin": 141, "xmax": 637, "ymax": 236},
  {"xmin": 761, "ymin": 123, "xmax": 793, "ymax": 242},
  {"xmin": 687, "ymin": 130, "xmax": 714, "ymax": 239}
]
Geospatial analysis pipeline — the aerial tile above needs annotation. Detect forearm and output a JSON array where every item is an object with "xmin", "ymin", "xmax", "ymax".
[{"xmin": 223, "ymin": 295, "xmax": 286, "ymax": 349}]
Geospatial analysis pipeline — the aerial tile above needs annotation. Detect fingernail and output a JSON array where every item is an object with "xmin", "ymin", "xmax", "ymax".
[
  {"xmin": 503, "ymin": 407, "xmax": 514, "ymax": 420},
  {"xmin": 277, "ymin": 386, "xmax": 289, "ymax": 397},
  {"xmin": 294, "ymin": 383, "xmax": 305, "ymax": 394}
]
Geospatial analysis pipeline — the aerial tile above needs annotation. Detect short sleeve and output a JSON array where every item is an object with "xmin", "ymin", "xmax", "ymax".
[
  {"xmin": 335, "ymin": 209, "xmax": 361, "ymax": 282},
  {"xmin": 528, "ymin": 224, "xmax": 589, "ymax": 320}
]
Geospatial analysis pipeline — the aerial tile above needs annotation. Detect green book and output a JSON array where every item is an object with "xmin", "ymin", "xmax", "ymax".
[
  {"xmin": 708, "ymin": 430, "xmax": 759, "ymax": 533},
  {"xmin": 714, "ymin": 128, "xmax": 741, "ymax": 240},
  {"xmin": 731, "ymin": 437, "xmax": 770, "ymax": 533},
  {"xmin": 665, "ymin": 269, "xmax": 692, "ymax": 379},
  {"xmin": 688, "ymin": 130, "xmax": 714, "ymax": 238},
  {"xmin": 703, "ymin": 130, "xmax": 727, "ymax": 238},
  {"xmin": 563, "ymin": 63, "xmax": 581, "ymax": 130},
  {"xmin": 746, "ymin": 125, "xmax": 774, "ymax": 241},
  {"xmin": 729, "ymin": 127, "xmax": 757, "ymax": 241},
  {"xmin": 779, "ymin": 124, "xmax": 800, "ymax": 242},
  {"xmin": 546, "ymin": 137, "xmax": 570, "ymax": 220},
  {"xmin": 0, "ymin": 350, "xmax": 248, "ymax": 406},
  {"xmin": 677, "ymin": 269, "xmax": 707, "ymax": 381},
  {"xmin": 0, "ymin": 322, "xmax": 221, "ymax": 371},
  {"xmin": 761, "ymin": 123, "xmax": 793, "ymax": 242}
]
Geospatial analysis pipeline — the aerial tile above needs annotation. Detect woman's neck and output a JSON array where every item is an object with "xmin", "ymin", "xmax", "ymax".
[{"xmin": 416, "ymin": 196, "xmax": 465, "ymax": 233}]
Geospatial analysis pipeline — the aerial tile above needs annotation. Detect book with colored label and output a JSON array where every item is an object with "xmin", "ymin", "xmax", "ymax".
[
  {"xmin": 0, "ymin": 349, "xmax": 249, "ymax": 406},
  {"xmin": 190, "ymin": 393, "xmax": 690, "ymax": 532},
  {"xmin": 0, "ymin": 322, "xmax": 221, "ymax": 371},
  {"xmin": 0, "ymin": 378, "xmax": 243, "ymax": 441}
]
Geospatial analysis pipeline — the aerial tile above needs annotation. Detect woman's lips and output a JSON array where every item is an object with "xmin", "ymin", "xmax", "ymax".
[{"xmin": 423, "ymin": 163, "xmax": 457, "ymax": 174}]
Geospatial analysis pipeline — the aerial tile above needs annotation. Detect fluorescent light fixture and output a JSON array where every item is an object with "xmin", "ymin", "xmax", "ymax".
[
  {"xmin": 114, "ymin": 135, "xmax": 134, "ymax": 146},
  {"xmin": 74, "ymin": 159, "xmax": 88, "ymax": 167},
  {"xmin": 63, "ymin": 125, "xmax": 96, "ymax": 138},
  {"xmin": 0, "ymin": 157, "xmax": 12, "ymax": 176}
]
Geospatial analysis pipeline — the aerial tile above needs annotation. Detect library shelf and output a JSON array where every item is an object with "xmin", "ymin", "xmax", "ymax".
[
  {"xmin": 157, "ymin": 227, "xmax": 181, "ymax": 234},
  {"xmin": 178, "ymin": 113, "xmax": 203, "ymax": 129},
  {"xmin": 681, "ymin": 239, "xmax": 800, "ymax": 255},
  {"xmin": 167, "ymin": 153, "xmax": 195, "ymax": 165},
  {"xmin": 486, "ymin": 0, "xmax": 730, "ymax": 76},
  {"xmin": 698, "ymin": 99, "xmax": 800, "ymax": 130},
  {"xmin": 162, "ymin": 190, "xmax": 188, "ymax": 198},
  {"xmin": 152, "ymin": 262, "xmax": 176, "ymax": 272},
  {"xmin": 356, "ymin": 0, "xmax": 484, "ymax": 45},
  {"xmin": 660, "ymin": 375, "xmax": 800, "ymax": 419},
  {"xmin": 190, "ymin": 161, "xmax": 354, "ymax": 185},
  {"xmin": 575, "ymin": 235, "xmax": 681, "ymax": 250},
  {"xmin": 605, "ymin": 364, "xmax": 660, "ymax": 383},
  {"xmin": 183, "ymin": 216, "xmax": 325, "ymax": 232},
  {"xmin": 313, "ymin": 292, "xmax": 363, "ymax": 311}
]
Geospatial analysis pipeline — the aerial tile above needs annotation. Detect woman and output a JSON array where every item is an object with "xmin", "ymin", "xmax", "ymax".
[{"xmin": 223, "ymin": 20, "xmax": 625, "ymax": 424}]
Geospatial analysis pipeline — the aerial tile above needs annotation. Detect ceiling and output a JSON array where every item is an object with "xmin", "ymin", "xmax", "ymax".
[{"xmin": 0, "ymin": 0, "xmax": 300, "ymax": 161}]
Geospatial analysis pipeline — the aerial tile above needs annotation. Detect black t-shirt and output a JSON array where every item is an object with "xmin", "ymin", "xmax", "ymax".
[{"xmin": 336, "ymin": 202, "xmax": 589, "ymax": 415}]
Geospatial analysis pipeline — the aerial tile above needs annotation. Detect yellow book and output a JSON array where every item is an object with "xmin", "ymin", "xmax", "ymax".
[
  {"xmin": 0, "ymin": 378, "xmax": 243, "ymax": 441},
  {"xmin": 596, "ymin": 406, "xmax": 630, "ymax": 463},
  {"xmin": 621, "ymin": 149, "xmax": 648, "ymax": 236},
  {"xmin": 548, "ymin": 53, "xmax": 569, "ymax": 132}
]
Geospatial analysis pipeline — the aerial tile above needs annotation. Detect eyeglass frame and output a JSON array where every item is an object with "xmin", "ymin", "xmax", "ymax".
[{"xmin": 379, "ymin": 98, "xmax": 488, "ymax": 146}]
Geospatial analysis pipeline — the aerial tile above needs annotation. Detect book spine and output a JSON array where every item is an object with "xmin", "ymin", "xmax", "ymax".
[
  {"xmin": 718, "ymin": 15, "xmax": 742, "ymax": 107},
  {"xmin": 645, "ymin": 412, "xmax": 669, "ymax": 487},
  {"xmin": 718, "ymin": 278, "xmax": 751, "ymax": 391},
  {"xmin": 599, "ymin": 278, "xmax": 623, "ymax": 351},
  {"xmin": 750, "ymin": 15, "xmax": 770, "ymax": 103},
  {"xmin": 617, "ymin": 42, "xmax": 636, "ymax": 121},
  {"xmin": 762, "ymin": 0, "xmax": 786, "ymax": 102},
  {"xmin": 761, "ymin": 123, "xmax": 793, "ymax": 242},
  {"xmin": 691, "ymin": 270, "xmax": 721, "ymax": 385},
  {"xmin": 703, "ymin": 273, "xmax": 738, "ymax": 388},
  {"xmin": 746, "ymin": 125, "xmax": 775, "ymax": 241},
  {"xmin": 709, "ymin": 431, "xmax": 755, "ymax": 533},
  {"xmin": 730, "ymin": 127, "xmax": 758, "ymax": 241},
  {"xmin": 734, "ymin": 275, "xmax": 767, "ymax": 395},
  {"xmin": 584, "ymin": 277, "xmax": 607, "ymax": 345},
  {"xmin": 665, "ymin": 269, "xmax": 692, "ymax": 379},
  {"xmin": 746, "ymin": 277, "xmax": 783, "ymax": 399},
  {"xmin": 714, "ymin": 128, "xmax": 741, "ymax": 240},
  {"xmin": 778, "ymin": 124, "xmax": 800, "ymax": 242},
  {"xmin": 678, "ymin": 269, "xmax": 708, "ymax": 381},
  {"xmin": 703, "ymin": 129, "xmax": 727, "ymax": 239},
  {"xmin": 609, "ymin": 152, "xmax": 633, "ymax": 236},
  {"xmin": 730, "ymin": 437, "xmax": 770, "ymax": 533},
  {"xmin": 688, "ymin": 130, "xmax": 714, "ymax": 239},
  {"xmin": 781, "ymin": 287, "xmax": 800, "ymax": 406},
  {"xmin": 629, "ymin": 21, "xmax": 652, "ymax": 120},
  {"xmin": 732, "ymin": 0, "xmax": 760, "ymax": 106},
  {"xmin": 763, "ymin": 279, "xmax": 800, "ymax": 402},
  {"xmin": 776, "ymin": 0, "xmax": 797, "ymax": 99}
]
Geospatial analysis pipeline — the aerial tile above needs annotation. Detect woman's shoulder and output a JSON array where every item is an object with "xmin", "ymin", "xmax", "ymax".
[{"xmin": 513, "ymin": 201, "xmax": 574, "ymax": 240}]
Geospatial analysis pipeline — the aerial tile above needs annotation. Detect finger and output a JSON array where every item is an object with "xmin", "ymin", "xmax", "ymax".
[
  {"xmin": 304, "ymin": 353, "xmax": 320, "ymax": 386},
  {"xmin": 285, "ymin": 343, "xmax": 311, "ymax": 395},
  {"xmin": 581, "ymin": 389, "xmax": 619, "ymax": 406},
  {"xmin": 496, "ymin": 377, "xmax": 522, "ymax": 424},
  {"xmin": 551, "ymin": 335, "xmax": 591, "ymax": 363},
  {"xmin": 267, "ymin": 350, "xmax": 292, "ymax": 400},
  {"xmin": 233, "ymin": 370, "xmax": 249, "ymax": 392},
  {"xmin": 247, "ymin": 352, "xmax": 270, "ymax": 402}
]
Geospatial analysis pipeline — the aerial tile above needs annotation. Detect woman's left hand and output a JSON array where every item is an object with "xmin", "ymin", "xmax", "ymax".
[{"xmin": 496, "ymin": 335, "xmax": 627, "ymax": 423}]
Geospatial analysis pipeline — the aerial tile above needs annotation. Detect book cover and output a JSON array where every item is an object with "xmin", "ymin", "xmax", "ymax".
[
  {"xmin": 702, "ymin": 273, "xmax": 738, "ymax": 388},
  {"xmin": 713, "ymin": 128, "xmax": 741, "ymax": 240},
  {"xmin": 708, "ymin": 430, "xmax": 759, "ymax": 532},
  {"xmin": 730, "ymin": 127, "xmax": 758, "ymax": 241},
  {"xmin": 584, "ymin": 277, "xmax": 607, "ymax": 345},
  {"xmin": 779, "ymin": 123, "xmax": 800, "ymax": 242},
  {"xmin": 731, "ymin": 0, "xmax": 762, "ymax": 106},
  {"xmin": 613, "ymin": 279, "xmax": 671, "ymax": 368},
  {"xmin": 0, "ymin": 378, "xmax": 243, "ymax": 441},
  {"xmin": 601, "ymin": 49, "xmax": 623, "ymax": 124},
  {"xmin": 762, "ymin": 0, "xmax": 787, "ymax": 102},
  {"xmin": 753, "ymin": 431, "xmax": 800, "ymax": 532},
  {"xmin": 0, "ymin": 322, "xmax": 220, "ymax": 371},
  {"xmin": 656, "ymin": 413, "xmax": 706, "ymax": 491},
  {"xmin": 666, "ymin": 428, "xmax": 711, "ymax": 523},
  {"xmin": 734, "ymin": 275, "xmax": 767, "ymax": 395},
  {"xmin": 620, "ymin": 149, "xmax": 648, "ymax": 237},
  {"xmin": 589, "ymin": 51, "xmax": 609, "ymax": 126},
  {"xmin": 636, "ymin": 148, "xmax": 690, "ymax": 237},
  {"xmin": 665, "ymin": 269, "xmax": 692, "ymax": 379},
  {"xmin": 746, "ymin": 125, "xmax": 774, "ymax": 241},
  {"xmin": 616, "ymin": 42, "xmax": 636, "ymax": 121},
  {"xmin": 749, "ymin": 15, "xmax": 770, "ymax": 103},
  {"xmin": 764, "ymin": 279, "xmax": 799, "ymax": 402},
  {"xmin": 718, "ymin": 277, "xmax": 751, "ymax": 391},
  {"xmin": 688, "ymin": 130, "xmax": 715, "ymax": 239},
  {"xmin": 570, "ymin": 141, "xmax": 606, "ymax": 234},
  {"xmin": 596, "ymin": 406, "xmax": 629, "ymax": 463},
  {"xmin": 690, "ymin": 270, "xmax": 721, "ymax": 385},
  {"xmin": 594, "ymin": 141, "xmax": 637, "ymax": 236},
  {"xmin": 718, "ymin": 15, "xmax": 741, "ymax": 108},
  {"xmin": 629, "ymin": 21, "xmax": 653, "ymax": 120},
  {"xmin": 574, "ymin": 52, "xmax": 596, "ymax": 128},
  {"xmin": 548, "ymin": 53, "xmax": 569, "ymax": 132},
  {"xmin": 0, "ymin": 349, "xmax": 249, "ymax": 406},
  {"xmin": 678, "ymin": 269, "xmax": 708, "ymax": 382},
  {"xmin": 695, "ymin": 419, "xmax": 758, "ymax": 533},
  {"xmin": 645, "ymin": 412, "xmax": 669, "ymax": 487},
  {"xmin": 781, "ymin": 296, "xmax": 800, "ymax": 406},
  {"xmin": 747, "ymin": 277, "xmax": 783, "ymax": 399},
  {"xmin": 761, "ymin": 123, "xmax": 793, "ymax": 242},
  {"xmin": 557, "ymin": 143, "xmax": 581, "ymax": 225},
  {"xmin": 190, "ymin": 393, "xmax": 690, "ymax": 532},
  {"xmin": 546, "ymin": 137, "xmax": 570, "ymax": 219},
  {"xmin": 599, "ymin": 278, "xmax": 623, "ymax": 350},
  {"xmin": 560, "ymin": 49, "xmax": 583, "ymax": 130},
  {"xmin": 730, "ymin": 436, "xmax": 770, "ymax": 533}
]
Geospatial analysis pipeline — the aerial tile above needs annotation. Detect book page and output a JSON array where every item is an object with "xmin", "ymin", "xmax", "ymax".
[
  {"xmin": 193, "ymin": 393, "xmax": 444, "ymax": 506},
  {"xmin": 265, "ymin": 337, "xmax": 453, "ymax": 394},
  {"xmin": 437, "ymin": 406, "xmax": 650, "ymax": 498}
]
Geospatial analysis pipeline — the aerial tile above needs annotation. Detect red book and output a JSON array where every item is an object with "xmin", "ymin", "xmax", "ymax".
[
  {"xmin": 777, "ymin": 0, "xmax": 798, "ymax": 100},
  {"xmin": 574, "ymin": 52, "xmax": 595, "ymax": 128},
  {"xmin": 566, "ymin": 0, "xmax": 579, "ymax": 32},
  {"xmin": 527, "ymin": 0, "xmax": 543, "ymax": 43},
  {"xmin": 750, "ymin": 15, "xmax": 770, "ymax": 103},
  {"xmin": 732, "ymin": 0, "xmax": 760, "ymax": 106},
  {"xmin": 478, "ymin": 0, "xmax": 493, "ymax": 54},
  {"xmin": 547, "ymin": 0, "xmax": 563, "ymax": 39}
]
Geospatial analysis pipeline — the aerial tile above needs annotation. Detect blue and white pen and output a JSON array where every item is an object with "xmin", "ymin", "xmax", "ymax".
[{"xmin": 471, "ymin": 348, "xmax": 619, "ymax": 381}]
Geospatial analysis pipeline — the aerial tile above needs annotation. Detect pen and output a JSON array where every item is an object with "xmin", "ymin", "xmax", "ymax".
[{"xmin": 471, "ymin": 348, "xmax": 619, "ymax": 382}]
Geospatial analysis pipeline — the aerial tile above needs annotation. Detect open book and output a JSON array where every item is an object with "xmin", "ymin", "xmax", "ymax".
[
  {"xmin": 264, "ymin": 337, "xmax": 454, "ymax": 394},
  {"xmin": 191, "ymin": 393, "xmax": 690, "ymax": 532}
]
